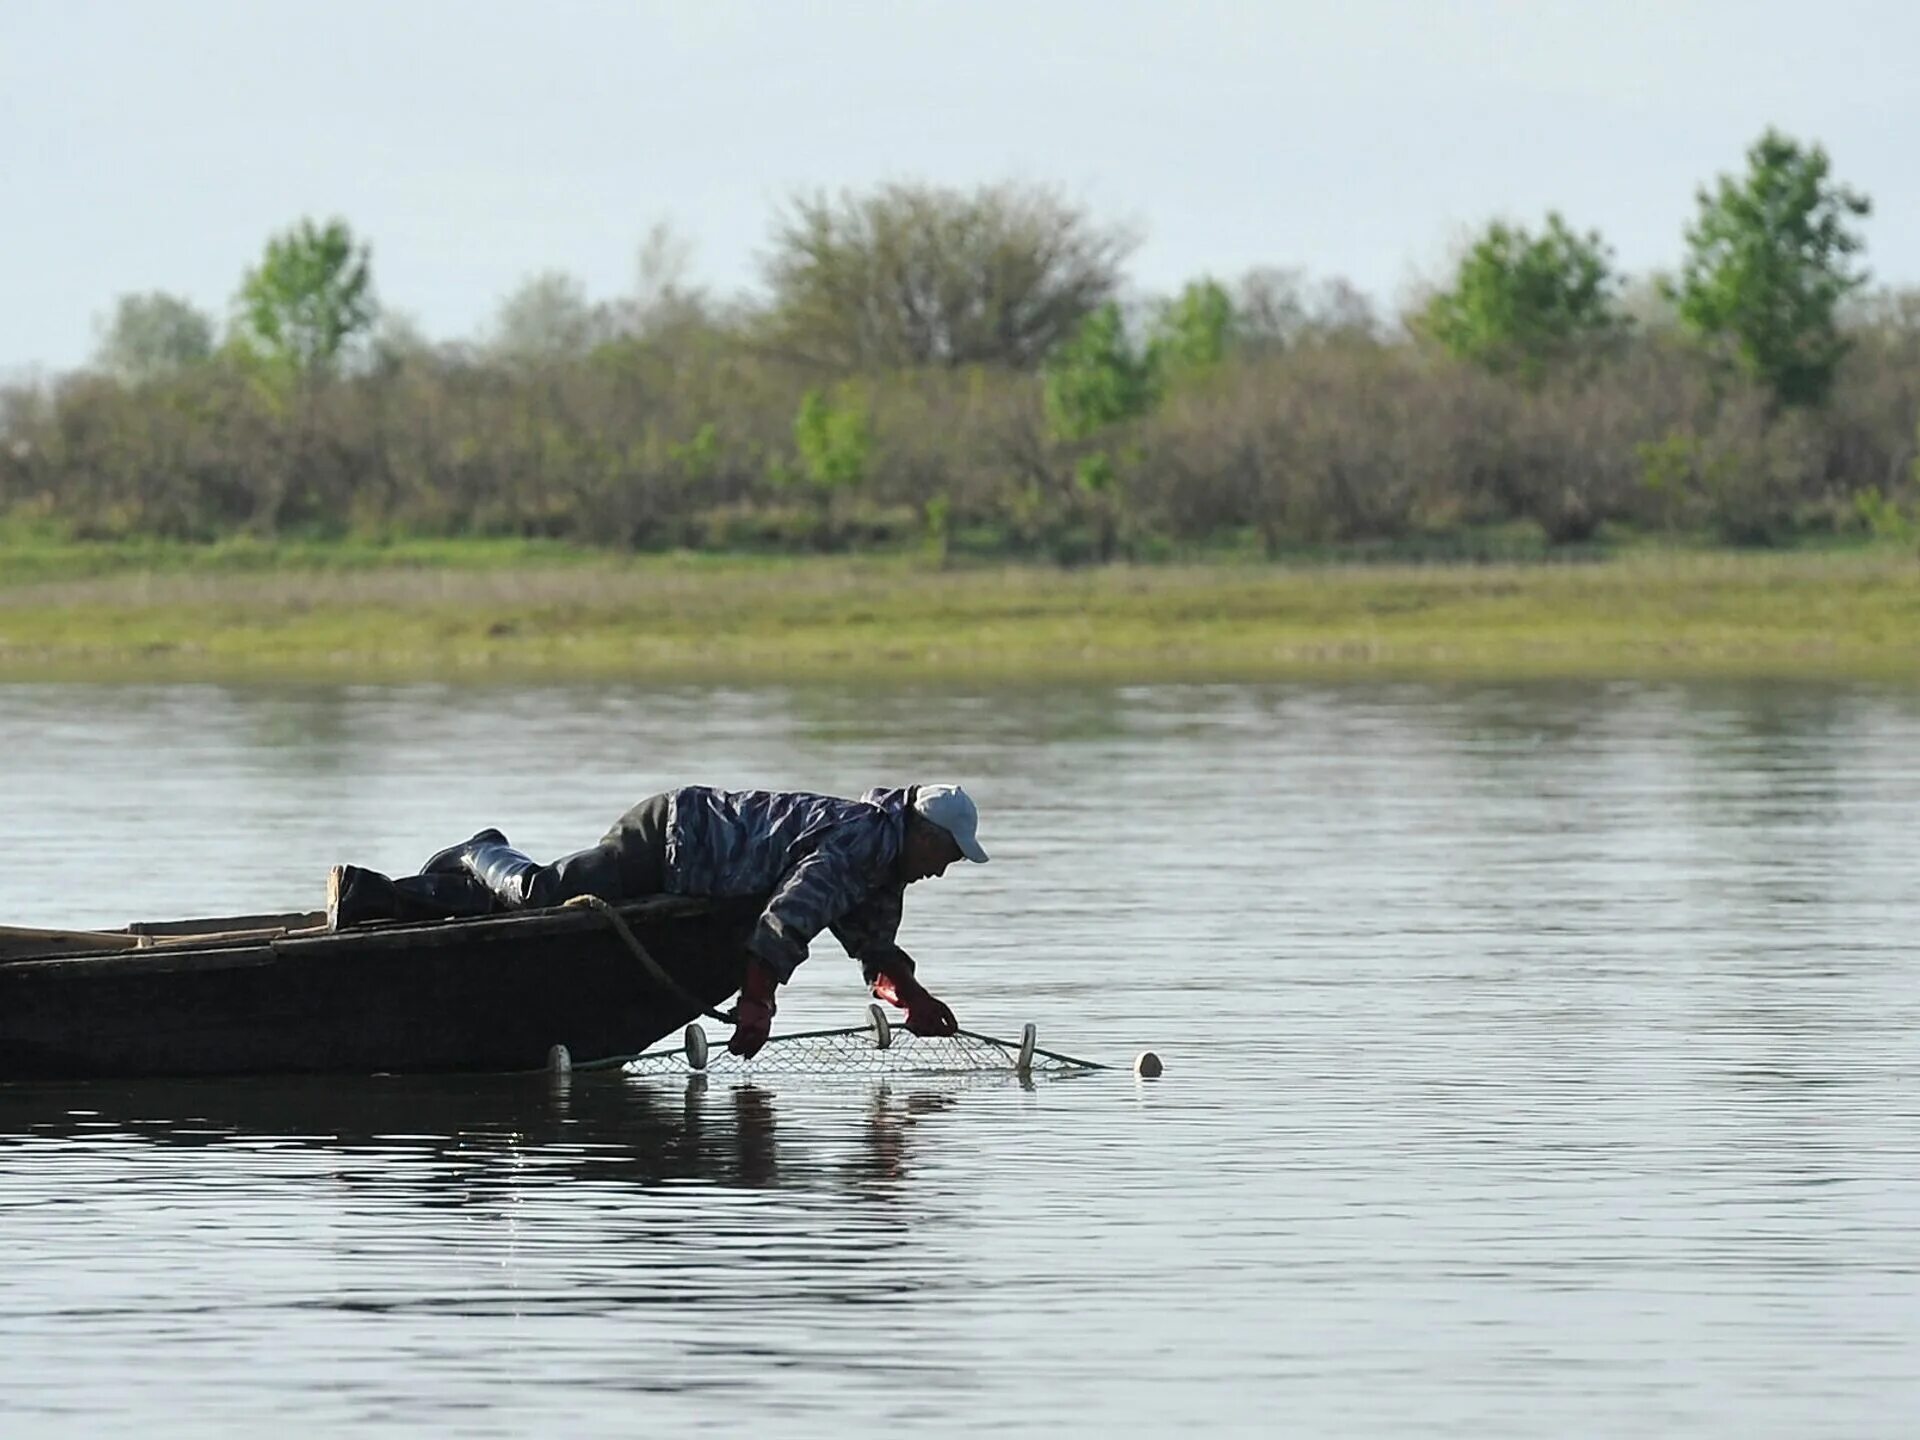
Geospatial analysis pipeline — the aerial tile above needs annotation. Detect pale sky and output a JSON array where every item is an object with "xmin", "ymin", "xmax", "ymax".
[{"xmin": 4, "ymin": 0, "xmax": 1915, "ymax": 374}]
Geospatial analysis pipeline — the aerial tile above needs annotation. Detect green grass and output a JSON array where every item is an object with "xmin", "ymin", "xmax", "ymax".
[
  {"xmin": 0, "ymin": 528, "xmax": 616, "ymax": 584},
  {"xmin": 0, "ymin": 539, "xmax": 1916, "ymax": 683}
]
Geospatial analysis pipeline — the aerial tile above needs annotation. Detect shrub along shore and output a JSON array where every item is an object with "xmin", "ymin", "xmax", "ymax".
[
  {"xmin": 6, "ymin": 141, "xmax": 1917, "ymax": 683},
  {"xmin": 9, "ymin": 148, "xmax": 1920, "ymax": 573},
  {"xmin": 0, "ymin": 541, "xmax": 1915, "ymax": 683}
]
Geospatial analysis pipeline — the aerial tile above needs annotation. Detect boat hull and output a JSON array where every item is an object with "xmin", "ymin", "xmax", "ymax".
[{"xmin": 0, "ymin": 896, "xmax": 758, "ymax": 1081}]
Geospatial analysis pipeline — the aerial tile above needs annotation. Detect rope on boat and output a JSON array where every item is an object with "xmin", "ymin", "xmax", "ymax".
[{"xmin": 560, "ymin": 894, "xmax": 737, "ymax": 1026}]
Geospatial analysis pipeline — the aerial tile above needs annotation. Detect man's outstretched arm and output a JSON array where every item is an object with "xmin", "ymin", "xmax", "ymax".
[
  {"xmin": 832, "ymin": 891, "xmax": 957, "ymax": 1037},
  {"xmin": 723, "ymin": 848, "xmax": 869, "ymax": 1059},
  {"xmin": 746, "ymin": 846, "xmax": 873, "ymax": 980}
]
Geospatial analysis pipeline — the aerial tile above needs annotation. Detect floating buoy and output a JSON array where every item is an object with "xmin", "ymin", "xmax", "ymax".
[
  {"xmin": 684, "ymin": 1022, "xmax": 709, "ymax": 1073},
  {"xmin": 1016, "ymin": 1022, "xmax": 1037, "ymax": 1078},
  {"xmin": 867, "ymin": 1001, "xmax": 893, "ymax": 1050},
  {"xmin": 547, "ymin": 1043, "xmax": 572, "ymax": 1075},
  {"xmin": 1133, "ymin": 1050, "xmax": 1163, "ymax": 1079}
]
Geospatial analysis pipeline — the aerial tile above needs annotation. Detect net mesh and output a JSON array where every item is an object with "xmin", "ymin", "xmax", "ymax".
[{"xmin": 618, "ymin": 1023, "xmax": 1102, "ymax": 1078}]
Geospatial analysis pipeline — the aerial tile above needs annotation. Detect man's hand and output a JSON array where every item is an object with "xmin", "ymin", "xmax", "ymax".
[
  {"xmin": 728, "ymin": 994, "xmax": 775, "ymax": 1057},
  {"xmin": 871, "ymin": 969, "xmax": 958, "ymax": 1037},
  {"xmin": 728, "ymin": 957, "xmax": 780, "ymax": 1058}
]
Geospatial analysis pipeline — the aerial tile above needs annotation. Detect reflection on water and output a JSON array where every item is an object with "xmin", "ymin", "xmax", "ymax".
[
  {"xmin": 3, "ymin": 679, "xmax": 1920, "ymax": 1437},
  {"xmin": 0, "ymin": 1073, "xmax": 961, "ymax": 1202}
]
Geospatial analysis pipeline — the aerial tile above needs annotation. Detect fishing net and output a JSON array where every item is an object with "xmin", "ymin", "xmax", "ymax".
[{"xmin": 613, "ymin": 1006, "xmax": 1106, "ymax": 1078}]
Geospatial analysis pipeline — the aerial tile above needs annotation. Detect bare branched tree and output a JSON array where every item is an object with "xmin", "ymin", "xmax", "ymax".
[
  {"xmin": 628, "ymin": 220, "xmax": 710, "ymax": 336},
  {"xmin": 761, "ymin": 181, "xmax": 1136, "ymax": 370},
  {"xmin": 94, "ymin": 292, "xmax": 215, "ymax": 382},
  {"xmin": 490, "ymin": 271, "xmax": 600, "ymax": 363}
]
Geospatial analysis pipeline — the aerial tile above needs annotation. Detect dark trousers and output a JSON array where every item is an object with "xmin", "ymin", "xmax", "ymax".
[
  {"xmin": 393, "ymin": 791, "xmax": 673, "ymax": 914},
  {"xmin": 528, "ymin": 791, "xmax": 673, "ymax": 906}
]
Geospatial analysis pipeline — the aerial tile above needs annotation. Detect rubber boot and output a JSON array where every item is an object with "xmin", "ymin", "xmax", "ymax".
[
  {"xmin": 328, "ymin": 864, "xmax": 399, "ymax": 931},
  {"xmin": 390, "ymin": 871, "xmax": 501, "ymax": 920},
  {"xmin": 463, "ymin": 838, "xmax": 545, "ymax": 909},
  {"xmin": 420, "ymin": 828, "xmax": 509, "ymax": 876},
  {"xmin": 328, "ymin": 864, "xmax": 501, "ymax": 931}
]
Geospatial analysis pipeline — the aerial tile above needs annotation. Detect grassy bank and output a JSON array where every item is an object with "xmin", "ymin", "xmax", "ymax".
[{"xmin": 0, "ymin": 544, "xmax": 1916, "ymax": 683}]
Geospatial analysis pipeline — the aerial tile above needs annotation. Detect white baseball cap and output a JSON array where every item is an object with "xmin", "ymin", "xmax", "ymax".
[{"xmin": 914, "ymin": 783, "xmax": 989, "ymax": 863}]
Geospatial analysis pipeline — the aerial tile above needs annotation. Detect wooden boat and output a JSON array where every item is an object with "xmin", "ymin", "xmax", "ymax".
[{"xmin": 0, "ymin": 895, "xmax": 760, "ymax": 1082}]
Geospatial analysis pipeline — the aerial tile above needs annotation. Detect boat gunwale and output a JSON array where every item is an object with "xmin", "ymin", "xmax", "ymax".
[{"xmin": 0, "ymin": 893, "xmax": 725, "ymax": 974}]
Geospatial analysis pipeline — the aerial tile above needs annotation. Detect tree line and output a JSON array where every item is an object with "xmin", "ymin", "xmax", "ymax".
[{"xmin": 3, "ymin": 129, "xmax": 1917, "ymax": 560}]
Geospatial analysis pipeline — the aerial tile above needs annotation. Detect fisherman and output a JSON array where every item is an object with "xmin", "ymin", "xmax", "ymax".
[{"xmin": 325, "ymin": 784, "xmax": 987, "ymax": 1059}]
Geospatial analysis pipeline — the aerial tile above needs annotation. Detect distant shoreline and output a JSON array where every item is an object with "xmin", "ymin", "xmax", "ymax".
[{"xmin": 0, "ymin": 546, "xmax": 1916, "ymax": 684}]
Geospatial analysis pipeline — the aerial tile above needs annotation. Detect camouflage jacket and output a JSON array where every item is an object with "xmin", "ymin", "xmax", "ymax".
[{"xmin": 663, "ymin": 786, "xmax": 914, "ymax": 984}]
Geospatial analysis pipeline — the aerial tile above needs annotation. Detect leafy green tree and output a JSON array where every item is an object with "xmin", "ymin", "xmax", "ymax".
[
  {"xmin": 791, "ymin": 386, "xmax": 870, "ymax": 491},
  {"xmin": 764, "ymin": 181, "xmax": 1134, "ymax": 369},
  {"xmin": 1422, "ymin": 213, "xmax": 1621, "ymax": 375},
  {"xmin": 781, "ymin": 385, "xmax": 871, "ymax": 547},
  {"xmin": 1151, "ymin": 278, "xmax": 1236, "ymax": 379},
  {"xmin": 1044, "ymin": 303, "xmax": 1158, "ymax": 441},
  {"xmin": 1672, "ymin": 128, "xmax": 1871, "ymax": 407},
  {"xmin": 235, "ymin": 217, "xmax": 377, "ymax": 374},
  {"xmin": 94, "ymin": 292, "xmax": 215, "ymax": 382},
  {"xmin": 668, "ymin": 421, "xmax": 721, "ymax": 484},
  {"xmin": 1042, "ymin": 303, "xmax": 1160, "ymax": 560}
]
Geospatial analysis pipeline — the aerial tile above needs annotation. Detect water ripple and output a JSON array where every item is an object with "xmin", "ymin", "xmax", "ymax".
[{"xmin": 1, "ymin": 680, "xmax": 1918, "ymax": 1435}]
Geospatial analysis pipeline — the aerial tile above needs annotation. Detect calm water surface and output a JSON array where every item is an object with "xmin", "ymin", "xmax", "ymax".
[{"xmin": 2, "ymin": 680, "xmax": 1918, "ymax": 1437}]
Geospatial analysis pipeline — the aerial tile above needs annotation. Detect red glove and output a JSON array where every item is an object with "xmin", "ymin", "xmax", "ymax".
[
  {"xmin": 728, "ymin": 958, "xmax": 779, "ymax": 1058},
  {"xmin": 871, "ymin": 968, "xmax": 958, "ymax": 1037}
]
